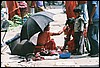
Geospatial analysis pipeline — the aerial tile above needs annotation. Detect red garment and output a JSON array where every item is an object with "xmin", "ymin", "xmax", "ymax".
[
  {"xmin": 37, "ymin": 31, "xmax": 51, "ymax": 45},
  {"xmin": 64, "ymin": 33, "xmax": 75, "ymax": 52},
  {"xmin": 64, "ymin": 25, "xmax": 74, "ymax": 37},
  {"xmin": 83, "ymin": 29, "xmax": 87, "ymax": 38},
  {"xmin": 37, "ymin": 31, "xmax": 56, "ymax": 52},
  {"xmin": 6, "ymin": 1, "xmax": 21, "ymax": 20},
  {"xmin": 65, "ymin": 1, "xmax": 77, "ymax": 18},
  {"xmin": 67, "ymin": 39, "xmax": 75, "ymax": 52},
  {"xmin": 44, "ymin": 39, "xmax": 56, "ymax": 50},
  {"xmin": 63, "ymin": 25, "xmax": 75, "ymax": 52},
  {"xmin": 35, "ymin": 39, "xmax": 56, "ymax": 53},
  {"xmin": 78, "ymin": 1, "xmax": 87, "ymax": 4}
]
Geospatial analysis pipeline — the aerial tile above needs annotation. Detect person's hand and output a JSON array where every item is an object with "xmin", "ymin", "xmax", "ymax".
[
  {"xmin": 63, "ymin": 26, "xmax": 67, "ymax": 31},
  {"xmin": 80, "ymin": 31, "xmax": 83, "ymax": 36},
  {"xmin": 88, "ymin": 18, "xmax": 93, "ymax": 25},
  {"xmin": 58, "ymin": 30, "xmax": 63, "ymax": 34}
]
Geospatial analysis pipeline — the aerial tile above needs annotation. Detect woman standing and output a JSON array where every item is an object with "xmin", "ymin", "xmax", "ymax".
[
  {"xmin": 6, "ymin": 1, "xmax": 21, "ymax": 20},
  {"xmin": 64, "ymin": 1, "xmax": 78, "ymax": 18}
]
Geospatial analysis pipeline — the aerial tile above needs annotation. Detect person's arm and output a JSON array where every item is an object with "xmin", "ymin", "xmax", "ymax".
[
  {"xmin": 50, "ymin": 30, "xmax": 63, "ymax": 36},
  {"xmin": 63, "ymin": 26, "xmax": 69, "ymax": 35},
  {"xmin": 89, "ymin": 2, "xmax": 96, "ymax": 24},
  {"xmin": 49, "ymin": 26, "xmax": 67, "ymax": 36},
  {"xmin": 52, "ymin": 25, "xmax": 69, "ymax": 36}
]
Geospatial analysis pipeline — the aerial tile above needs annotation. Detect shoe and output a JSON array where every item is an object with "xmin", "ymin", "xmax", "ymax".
[
  {"xmin": 91, "ymin": 54, "xmax": 98, "ymax": 57},
  {"xmin": 88, "ymin": 53, "xmax": 92, "ymax": 56},
  {"xmin": 71, "ymin": 51, "xmax": 77, "ymax": 55},
  {"xmin": 76, "ymin": 52, "xmax": 82, "ymax": 55},
  {"xmin": 72, "ymin": 52, "xmax": 82, "ymax": 55},
  {"xmin": 71, "ymin": 52, "xmax": 77, "ymax": 55}
]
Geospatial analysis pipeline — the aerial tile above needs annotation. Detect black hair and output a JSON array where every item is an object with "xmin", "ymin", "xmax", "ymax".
[{"xmin": 65, "ymin": 18, "xmax": 75, "ymax": 25}]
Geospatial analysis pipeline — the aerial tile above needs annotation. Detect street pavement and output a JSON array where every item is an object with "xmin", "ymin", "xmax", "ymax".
[{"xmin": 1, "ymin": 5, "xmax": 99, "ymax": 67}]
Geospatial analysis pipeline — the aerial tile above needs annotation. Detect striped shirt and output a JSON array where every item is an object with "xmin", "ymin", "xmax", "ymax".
[{"xmin": 74, "ymin": 16, "xmax": 84, "ymax": 32}]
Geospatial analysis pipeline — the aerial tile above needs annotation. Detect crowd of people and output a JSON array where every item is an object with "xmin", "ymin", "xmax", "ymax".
[
  {"xmin": 1, "ymin": 1, "xmax": 99, "ymax": 57},
  {"xmin": 1, "ymin": 1, "xmax": 64, "ymax": 20},
  {"xmin": 1, "ymin": 1, "xmax": 44, "ymax": 20}
]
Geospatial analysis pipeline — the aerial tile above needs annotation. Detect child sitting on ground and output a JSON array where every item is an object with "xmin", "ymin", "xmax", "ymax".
[{"xmin": 35, "ymin": 24, "xmax": 63, "ymax": 53}]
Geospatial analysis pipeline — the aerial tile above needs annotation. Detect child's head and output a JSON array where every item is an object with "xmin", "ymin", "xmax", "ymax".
[
  {"xmin": 73, "ymin": 8, "xmax": 82, "ymax": 17},
  {"xmin": 65, "ymin": 18, "xmax": 75, "ymax": 25}
]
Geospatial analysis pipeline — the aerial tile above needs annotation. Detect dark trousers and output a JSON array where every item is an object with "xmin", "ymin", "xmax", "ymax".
[
  {"xmin": 87, "ymin": 22, "xmax": 99, "ymax": 55},
  {"xmin": 74, "ymin": 32, "xmax": 81, "ymax": 52}
]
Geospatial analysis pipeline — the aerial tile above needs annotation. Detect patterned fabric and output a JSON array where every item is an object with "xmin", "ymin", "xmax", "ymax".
[{"xmin": 74, "ymin": 16, "xmax": 84, "ymax": 32}]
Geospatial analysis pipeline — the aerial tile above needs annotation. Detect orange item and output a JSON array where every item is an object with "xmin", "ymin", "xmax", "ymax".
[
  {"xmin": 64, "ymin": 26, "xmax": 74, "ymax": 37},
  {"xmin": 35, "ymin": 39, "xmax": 56, "ymax": 53},
  {"xmin": 67, "ymin": 39, "xmax": 75, "ymax": 52},
  {"xmin": 35, "ymin": 45, "xmax": 45, "ymax": 53},
  {"xmin": 65, "ymin": 1, "xmax": 77, "ymax": 18},
  {"xmin": 6, "ymin": 1, "xmax": 21, "ymax": 20},
  {"xmin": 64, "ymin": 30, "xmax": 75, "ymax": 52},
  {"xmin": 44, "ymin": 39, "xmax": 56, "ymax": 50},
  {"xmin": 37, "ymin": 31, "xmax": 51, "ymax": 45},
  {"xmin": 63, "ymin": 25, "xmax": 75, "ymax": 52},
  {"xmin": 78, "ymin": 1, "xmax": 87, "ymax": 4},
  {"xmin": 37, "ymin": 31, "xmax": 56, "ymax": 51}
]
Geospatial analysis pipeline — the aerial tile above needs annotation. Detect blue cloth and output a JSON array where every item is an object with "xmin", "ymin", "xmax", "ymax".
[
  {"xmin": 59, "ymin": 52, "xmax": 71, "ymax": 59},
  {"xmin": 80, "ymin": 3, "xmax": 89, "ymax": 24},
  {"xmin": 87, "ymin": 1, "xmax": 99, "ymax": 22},
  {"xmin": 87, "ymin": 23, "xmax": 99, "ymax": 55},
  {"xmin": 36, "ymin": 1, "xmax": 43, "ymax": 7},
  {"xmin": 87, "ymin": 1, "xmax": 99, "ymax": 55}
]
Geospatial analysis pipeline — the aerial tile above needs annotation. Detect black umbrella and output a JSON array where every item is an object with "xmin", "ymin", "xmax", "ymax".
[
  {"xmin": 2, "ymin": 11, "xmax": 55, "ymax": 56},
  {"xmin": 20, "ymin": 11, "xmax": 55, "ymax": 41}
]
